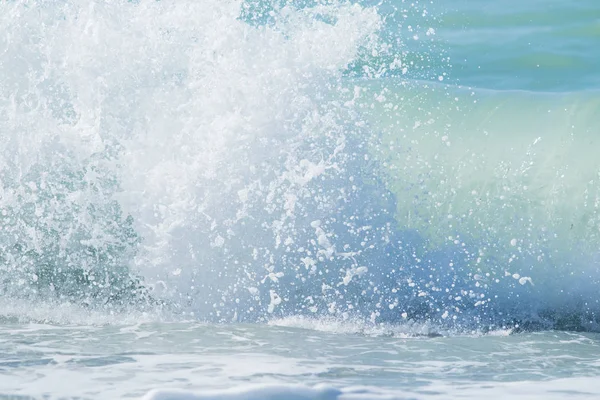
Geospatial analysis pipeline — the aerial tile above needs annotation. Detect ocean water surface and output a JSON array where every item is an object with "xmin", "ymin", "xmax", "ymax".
[{"xmin": 1, "ymin": 0, "xmax": 599, "ymax": 398}]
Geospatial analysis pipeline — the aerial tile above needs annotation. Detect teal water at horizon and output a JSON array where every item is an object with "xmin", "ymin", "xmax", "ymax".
[{"xmin": 388, "ymin": 0, "xmax": 600, "ymax": 91}]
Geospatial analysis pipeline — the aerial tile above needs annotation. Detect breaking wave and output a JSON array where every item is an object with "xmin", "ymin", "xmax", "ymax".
[{"xmin": 1, "ymin": 0, "xmax": 599, "ymax": 333}]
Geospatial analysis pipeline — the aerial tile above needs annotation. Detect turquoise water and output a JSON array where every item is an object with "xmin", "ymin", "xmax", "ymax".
[
  {"xmin": 433, "ymin": 0, "xmax": 600, "ymax": 91},
  {"xmin": 1, "ymin": 0, "xmax": 600, "ymax": 398}
]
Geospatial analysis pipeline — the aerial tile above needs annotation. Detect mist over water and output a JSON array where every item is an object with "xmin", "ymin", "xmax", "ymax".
[{"xmin": 1, "ymin": 0, "xmax": 600, "ymax": 333}]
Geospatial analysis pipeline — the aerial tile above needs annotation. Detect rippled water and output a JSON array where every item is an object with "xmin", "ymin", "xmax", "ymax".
[{"xmin": 3, "ymin": 322, "xmax": 600, "ymax": 399}]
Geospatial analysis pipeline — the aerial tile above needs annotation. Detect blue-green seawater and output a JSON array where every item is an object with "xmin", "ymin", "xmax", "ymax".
[
  {"xmin": 433, "ymin": 0, "xmax": 600, "ymax": 91},
  {"xmin": 0, "ymin": 0, "xmax": 599, "ymax": 398}
]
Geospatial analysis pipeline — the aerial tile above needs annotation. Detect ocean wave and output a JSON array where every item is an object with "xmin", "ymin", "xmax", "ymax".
[{"xmin": 1, "ymin": 0, "xmax": 599, "ymax": 333}]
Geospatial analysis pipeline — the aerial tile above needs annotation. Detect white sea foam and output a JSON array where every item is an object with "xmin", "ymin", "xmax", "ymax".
[
  {"xmin": 0, "ymin": 298, "xmax": 171, "ymax": 326},
  {"xmin": 268, "ymin": 315, "xmax": 442, "ymax": 337},
  {"xmin": 141, "ymin": 378, "xmax": 600, "ymax": 400},
  {"xmin": 0, "ymin": 0, "xmax": 390, "ymax": 322},
  {"xmin": 269, "ymin": 315, "xmax": 514, "ymax": 337},
  {"xmin": 141, "ymin": 384, "xmax": 344, "ymax": 400}
]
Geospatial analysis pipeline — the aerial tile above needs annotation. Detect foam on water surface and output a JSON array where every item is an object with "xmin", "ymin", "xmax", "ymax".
[
  {"xmin": 141, "ymin": 379, "xmax": 600, "ymax": 400},
  {"xmin": 141, "ymin": 384, "xmax": 344, "ymax": 400},
  {"xmin": 2, "ymin": 322, "xmax": 600, "ymax": 399}
]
